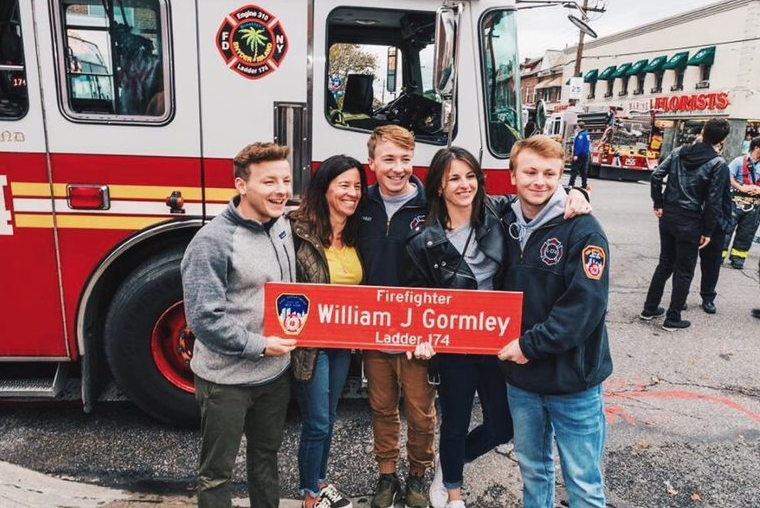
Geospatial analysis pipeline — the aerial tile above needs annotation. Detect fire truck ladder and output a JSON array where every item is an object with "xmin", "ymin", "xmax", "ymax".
[{"xmin": 0, "ymin": 363, "xmax": 69, "ymax": 398}]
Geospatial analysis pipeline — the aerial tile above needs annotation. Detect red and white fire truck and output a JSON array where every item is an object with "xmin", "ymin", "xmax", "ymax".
[{"xmin": 1, "ymin": 0, "xmax": 589, "ymax": 426}]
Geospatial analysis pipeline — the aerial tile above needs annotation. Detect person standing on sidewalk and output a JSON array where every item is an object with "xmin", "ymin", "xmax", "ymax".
[
  {"xmin": 289, "ymin": 155, "xmax": 368, "ymax": 508},
  {"xmin": 358, "ymin": 125, "xmax": 436, "ymax": 508},
  {"xmin": 640, "ymin": 118, "xmax": 730, "ymax": 331},
  {"xmin": 498, "ymin": 135, "xmax": 612, "ymax": 508},
  {"xmin": 722, "ymin": 136, "xmax": 760, "ymax": 270},
  {"xmin": 181, "ymin": 142, "xmax": 297, "ymax": 508},
  {"xmin": 568, "ymin": 121, "xmax": 591, "ymax": 190}
]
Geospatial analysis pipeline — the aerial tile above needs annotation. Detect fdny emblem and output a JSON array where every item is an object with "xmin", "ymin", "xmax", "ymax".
[
  {"xmin": 216, "ymin": 5, "xmax": 289, "ymax": 80},
  {"xmin": 410, "ymin": 214, "xmax": 426, "ymax": 230},
  {"xmin": 276, "ymin": 294, "xmax": 309, "ymax": 335},
  {"xmin": 582, "ymin": 245, "xmax": 606, "ymax": 280},
  {"xmin": 540, "ymin": 238, "xmax": 563, "ymax": 266}
]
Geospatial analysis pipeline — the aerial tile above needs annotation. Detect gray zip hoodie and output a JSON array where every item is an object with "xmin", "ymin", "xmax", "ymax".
[
  {"xmin": 508, "ymin": 186, "xmax": 568, "ymax": 250},
  {"xmin": 181, "ymin": 196, "xmax": 295, "ymax": 386}
]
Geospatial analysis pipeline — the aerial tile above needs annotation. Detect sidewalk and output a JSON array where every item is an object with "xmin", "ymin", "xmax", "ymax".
[{"xmin": 0, "ymin": 460, "xmax": 312, "ymax": 508}]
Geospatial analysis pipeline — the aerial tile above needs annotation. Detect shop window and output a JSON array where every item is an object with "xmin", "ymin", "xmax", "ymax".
[
  {"xmin": 604, "ymin": 80, "xmax": 613, "ymax": 98},
  {"xmin": 651, "ymin": 72, "xmax": 663, "ymax": 94},
  {"xmin": 670, "ymin": 68, "xmax": 684, "ymax": 92},
  {"xmin": 587, "ymin": 81, "xmax": 595, "ymax": 100},
  {"xmin": 324, "ymin": 8, "xmax": 447, "ymax": 145},
  {"xmin": 52, "ymin": 0, "xmax": 172, "ymax": 123},
  {"xmin": 0, "ymin": 0, "xmax": 28, "ymax": 120},
  {"xmin": 633, "ymin": 74, "xmax": 645, "ymax": 95},
  {"xmin": 480, "ymin": 9, "xmax": 521, "ymax": 158},
  {"xmin": 618, "ymin": 76, "xmax": 629, "ymax": 96}
]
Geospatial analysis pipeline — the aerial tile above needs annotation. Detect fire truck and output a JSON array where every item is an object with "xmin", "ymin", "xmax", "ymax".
[{"xmin": 0, "ymin": 0, "xmax": 592, "ymax": 426}]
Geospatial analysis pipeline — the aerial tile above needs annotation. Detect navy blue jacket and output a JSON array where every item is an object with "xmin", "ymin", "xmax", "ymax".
[
  {"xmin": 358, "ymin": 175, "xmax": 427, "ymax": 286},
  {"xmin": 499, "ymin": 213, "xmax": 613, "ymax": 395},
  {"xmin": 573, "ymin": 129, "xmax": 591, "ymax": 157}
]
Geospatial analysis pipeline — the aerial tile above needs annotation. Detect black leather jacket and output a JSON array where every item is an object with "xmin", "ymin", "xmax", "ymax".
[
  {"xmin": 403, "ymin": 196, "xmax": 510, "ymax": 290},
  {"xmin": 650, "ymin": 142, "xmax": 729, "ymax": 236}
]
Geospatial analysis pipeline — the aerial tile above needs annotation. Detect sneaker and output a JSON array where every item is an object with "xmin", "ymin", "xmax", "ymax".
[
  {"xmin": 730, "ymin": 259, "xmax": 744, "ymax": 269},
  {"xmin": 639, "ymin": 307, "xmax": 665, "ymax": 320},
  {"xmin": 701, "ymin": 300, "xmax": 716, "ymax": 314},
  {"xmin": 445, "ymin": 502, "xmax": 466, "ymax": 508},
  {"xmin": 319, "ymin": 484, "xmax": 352, "ymax": 508},
  {"xmin": 371, "ymin": 474, "xmax": 401, "ymax": 508},
  {"xmin": 429, "ymin": 456, "xmax": 447, "ymax": 508},
  {"xmin": 662, "ymin": 318, "xmax": 691, "ymax": 331},
  {"xmin": 405, "ymin": 475, "xmax": 428, "ymax": 508}
]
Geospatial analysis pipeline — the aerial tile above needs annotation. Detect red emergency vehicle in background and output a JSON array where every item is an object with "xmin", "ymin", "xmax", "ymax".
[{"xmin": 1, "ymin": 0, "xmax": 539, "ymax": 426}]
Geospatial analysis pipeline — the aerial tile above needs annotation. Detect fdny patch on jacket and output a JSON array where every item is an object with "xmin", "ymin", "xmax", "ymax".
[
  {"xmin": 540, "ymin": 238, "xmax": 563, "ymax": 266},
  {"xmin": 582, "ymin": 245, "xmax": 606, "ymax": 280}
]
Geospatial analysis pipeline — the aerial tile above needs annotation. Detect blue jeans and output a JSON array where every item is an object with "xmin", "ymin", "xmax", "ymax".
[
  {"xmin": 294, "ymin": 349, "xmax": 351, "ymax": 496},
  {"xmin": 507, "ymin": 383, "xmax": 607, "ymax": 508},
  {"xmin": 438, "ymin": 354, "xmax": 512, "ymax": 489}
]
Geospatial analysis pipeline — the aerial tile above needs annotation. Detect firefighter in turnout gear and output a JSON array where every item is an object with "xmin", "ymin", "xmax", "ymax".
[{"xmin": 723, "ymin": 137, "xmax": 760, "ymax": 269}]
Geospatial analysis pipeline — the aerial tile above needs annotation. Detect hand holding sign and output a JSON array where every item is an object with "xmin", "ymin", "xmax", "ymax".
[{"xmin": 264, "ymin": 336, "xmax": 297, "ymax": 357}]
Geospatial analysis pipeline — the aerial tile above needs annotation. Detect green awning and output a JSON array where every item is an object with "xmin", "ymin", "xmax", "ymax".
[
  {"xmin": 583, "ymin": 69, "xmax": 598, "ymax": 83},
  {"xmin": 597, "ymin": 65, "xmax": 617, "ymax": 81},
  {"xmin": 612, "ymin": 63, "xmax": 632, "ymax": 78},
  {"xmin": 626, "ymin": 59, "xmax": 649, "ymax": 76},
  {"xmin": 663, "ymin": 51, "xmax": 689, "ymax": 70},
  {"xmin": 688, "ymin": 46, "xmax": 715, "ymax": 66},
  {"xmin": 644, "ymin": 55, "xmax": 667, "ymax": 73}
]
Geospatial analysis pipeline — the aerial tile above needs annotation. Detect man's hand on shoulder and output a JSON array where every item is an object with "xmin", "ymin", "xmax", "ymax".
[
  {"xmin": 264, "ymin": 337, "xmax": 297, "ymax": 356},
  {"xmin": 565, "ymin": 188, "xmax": 592, "ymax": 219}
]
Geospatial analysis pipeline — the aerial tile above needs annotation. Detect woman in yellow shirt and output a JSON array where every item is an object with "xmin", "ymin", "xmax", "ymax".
[{"xmin": 289, "ymin": 155, "xmax": 367, "ymax": 508}]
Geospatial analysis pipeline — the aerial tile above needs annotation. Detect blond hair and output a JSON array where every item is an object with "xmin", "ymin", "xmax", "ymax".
[
  {"xmin": 510, "ymin": 135, "xmax": 565, "ymax": 171},
  {"xmin": 367, "ymin": 125, "xmax": 415, "ymax": 159},
  {"xmin": 233, "ymin": 142, "xmax": 290, "ymax": 180}
]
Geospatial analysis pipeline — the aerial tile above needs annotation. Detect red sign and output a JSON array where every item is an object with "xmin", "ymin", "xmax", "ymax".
[
  {"xmin": 653, "ymin": 92, "xmax": 729, "ymax": 113},
  {"xmin": 264, "ymin": 283, "xmax": 524, "ymax": 354}
]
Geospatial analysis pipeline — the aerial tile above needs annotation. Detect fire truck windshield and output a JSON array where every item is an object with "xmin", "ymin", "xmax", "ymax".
[{"xmin": 480, "ymin": 9, "xmax": 520, "ymax": 158}]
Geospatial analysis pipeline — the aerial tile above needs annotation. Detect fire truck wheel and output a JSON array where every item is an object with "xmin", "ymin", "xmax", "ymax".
[{"xmin": 104, "ymin": 248, "xmax": 200, "ymax": 428}]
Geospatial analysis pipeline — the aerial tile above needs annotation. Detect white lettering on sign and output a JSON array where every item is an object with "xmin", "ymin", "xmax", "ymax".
[{"xmin": 0, "ymin": 175, "xmax": 13, "ymax": 235}]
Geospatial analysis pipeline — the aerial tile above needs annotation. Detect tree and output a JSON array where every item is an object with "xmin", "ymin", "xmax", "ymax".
[
  {"xmin": 328, "ymin": 44, "xmax": 379, "ymax": 82},
  {"xmin": 240, "ymin": 26, "xmax": 267, "ymax": 61}
]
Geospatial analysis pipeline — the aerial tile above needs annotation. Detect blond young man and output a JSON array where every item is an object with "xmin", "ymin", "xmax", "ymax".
[
  {"xmin": 357, "ymin": 125, "xmax": 437, "ymax": 508},
  {"xmin": 498, "ymin": 136, "xmax": 612, "ymax": 508}
]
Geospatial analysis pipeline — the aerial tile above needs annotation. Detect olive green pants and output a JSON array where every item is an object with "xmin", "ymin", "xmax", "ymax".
[{"xmin": 195, "ymin": 373, "xmax": 290, "ymax": 508}]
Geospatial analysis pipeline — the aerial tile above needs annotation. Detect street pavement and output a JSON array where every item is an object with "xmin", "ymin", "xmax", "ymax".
[{"xmin": 1, "ymin": 176, "xmax": 759, "ymax": 507}]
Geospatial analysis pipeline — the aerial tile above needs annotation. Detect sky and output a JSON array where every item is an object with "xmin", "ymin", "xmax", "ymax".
[{"xmin": 517, "ymin": 0, "xmax": 722, "ymax": 60}]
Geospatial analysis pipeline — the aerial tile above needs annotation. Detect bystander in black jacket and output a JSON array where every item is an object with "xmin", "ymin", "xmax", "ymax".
[{"xmin": 651, "ymin": 142, "xmax": 729, "ymax": 236}]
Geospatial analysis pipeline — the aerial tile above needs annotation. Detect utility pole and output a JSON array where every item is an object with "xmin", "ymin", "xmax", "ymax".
[{"xmin": 573, "ymin": 0, "xmax": 589, "ymax": 78}]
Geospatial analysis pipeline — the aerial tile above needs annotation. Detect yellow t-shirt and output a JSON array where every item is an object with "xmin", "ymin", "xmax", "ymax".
[{"xmin": 325, "ymin": 245, "xmax": 363, "ymax": 285}]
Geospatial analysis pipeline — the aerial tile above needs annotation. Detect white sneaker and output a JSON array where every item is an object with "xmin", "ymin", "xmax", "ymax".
[
  {"xmin": 445, "ymin": 501, "xmax": 465, "ymax": 508},
  {"xmin": 429, "ymin": 455, "xmax": 447, "ymax": 508},
  {"xmin": 319, "ymin": 484, "xmax": 353, "ymax": 508}
]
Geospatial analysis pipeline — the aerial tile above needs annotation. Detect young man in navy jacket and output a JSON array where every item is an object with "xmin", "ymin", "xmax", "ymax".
[{"xmin": 498, "ymin": 135, "xmax": 612, "ymax": 508}]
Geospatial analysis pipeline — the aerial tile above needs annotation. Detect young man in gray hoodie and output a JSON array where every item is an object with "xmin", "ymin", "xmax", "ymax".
[{"xmin": 181, "ymin": 142, "xmax": 297, "ymax": 508}]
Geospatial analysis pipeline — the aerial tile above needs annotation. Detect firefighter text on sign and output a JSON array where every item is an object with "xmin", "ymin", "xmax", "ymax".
[
  {"xmin": 264, "ymin": 283, "xmax": 524, "ymax": 354},
  {"xmin": 0, "ymin": 175, "xmax": 12, "ymax": 235}
]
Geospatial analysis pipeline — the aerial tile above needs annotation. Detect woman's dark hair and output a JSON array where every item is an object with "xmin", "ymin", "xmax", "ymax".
[
  {"xmin": 425, "ymin": 146, "xmax": 486, "ymax": 229},
  {"xmin": 290, "ymin": 154, "xmax": 367, "ymax": 247}
]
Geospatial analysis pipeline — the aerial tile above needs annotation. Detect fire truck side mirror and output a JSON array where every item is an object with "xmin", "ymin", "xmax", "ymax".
[{"xmin": 433, "ymin": 6, "xmax": 458, "ymax": 97}]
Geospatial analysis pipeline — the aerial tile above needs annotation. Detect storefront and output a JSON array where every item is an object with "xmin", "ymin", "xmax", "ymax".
[{"xmin": 561, "ymin": 0, "xmax": 760, "ymax": 160}]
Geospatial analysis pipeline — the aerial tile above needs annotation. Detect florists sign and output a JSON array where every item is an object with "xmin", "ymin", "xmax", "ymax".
[{"xmin": 264, "ymin": 283, "xmax": 523, "ymax": 354}]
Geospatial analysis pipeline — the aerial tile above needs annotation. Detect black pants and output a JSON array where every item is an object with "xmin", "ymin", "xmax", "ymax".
[
  {"xmin": 644, "ymin": 212, "xmax": 700, "ymax": 321},
  {"xmin": 568, "ymin": 154, "xmax": 589, "ymax": 188},
  {"xmin": 723, "ymin": 204, "xmax": 760, "ymax": 265},
  {"xmin": 699, "ymin": 230, "xmax": 725, "ymax": 303},
  {"xmin": 437, "ymin": 354, "xmax": 512, "ymax": 487}
]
